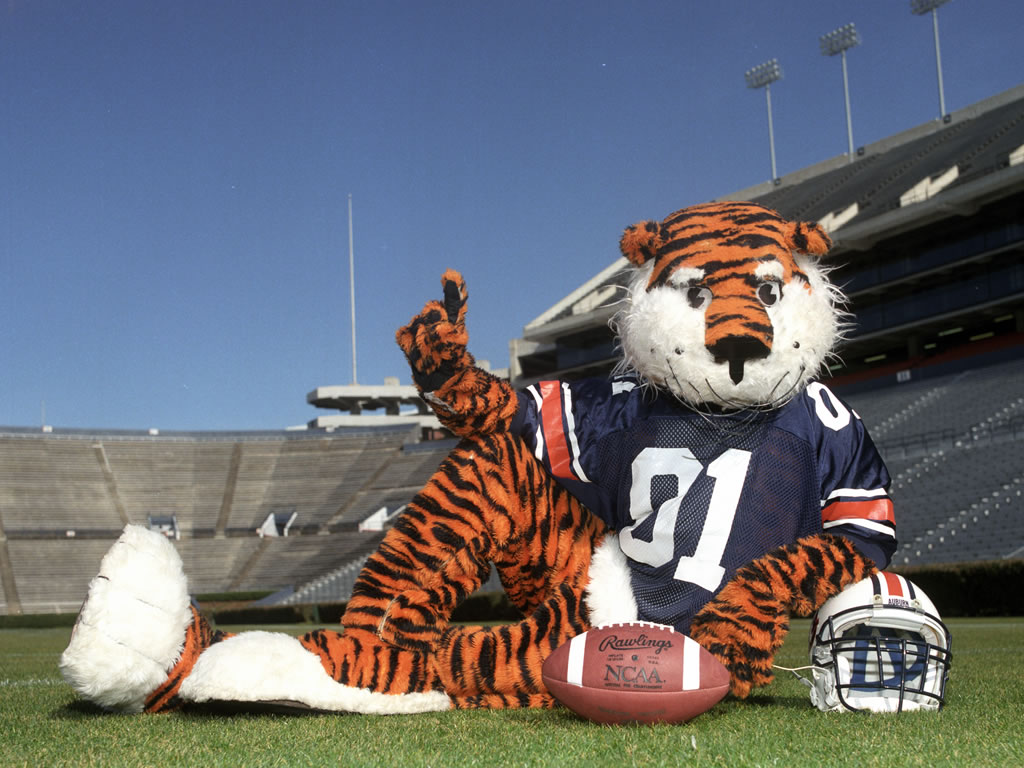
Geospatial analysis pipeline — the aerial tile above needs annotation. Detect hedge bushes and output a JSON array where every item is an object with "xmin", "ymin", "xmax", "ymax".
[
  {"xmin": 206, "ymin": 559, "xmax": 1023, "ymax": 626},
  {"xmin": 2, "ymin": 559, "xmax": 1018, "ymax": 629},
  {"xmin": 892, "ymin": 559, "xmax": 1024, "ymax": 617}
]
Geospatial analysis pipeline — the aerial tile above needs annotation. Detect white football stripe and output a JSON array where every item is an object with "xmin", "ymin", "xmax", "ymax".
[
  {"xmin": 682, "ymin": 635, "xmax": 701, "ymax": 691},
  {"xmin": 567, "ymin": 633, "xmax": 587, "ymax": 688}
]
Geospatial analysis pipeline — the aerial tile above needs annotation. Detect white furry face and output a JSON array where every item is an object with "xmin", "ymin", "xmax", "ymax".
[{"xmin": 615, "ymin": 254, "xmax": 843, "ymax": 409}]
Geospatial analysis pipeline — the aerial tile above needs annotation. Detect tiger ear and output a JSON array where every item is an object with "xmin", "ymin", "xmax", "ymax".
[
  {"xmin": 620, "ymin": 220, "xmax": 663, "ymax": 266},
  {"xmin": 783, "ymin": 220, "xmax": 831, "ymax": 256}
]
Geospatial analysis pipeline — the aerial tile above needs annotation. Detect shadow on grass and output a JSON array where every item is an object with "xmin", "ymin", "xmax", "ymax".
[
  {"xmin": 52, "ymin": 699, "xmax": 108, "ymax": 718},
  {"xmin": 52, "ymin": 698, "xmax": 327, "ymax": 720},
  {"xmin": 737, "ymin": 694, "xmax": 810, "ymax": 710},
  {"xmin": 534, "ymin": 692, "xmax": 813, "ymax": 729},
  {"xmin": 52, "ymin": 694, "xmax": 814, "ymax": 725},
  {"xmin": 184, "ymin": 700, "xmax": 329, "ymax": 717}
]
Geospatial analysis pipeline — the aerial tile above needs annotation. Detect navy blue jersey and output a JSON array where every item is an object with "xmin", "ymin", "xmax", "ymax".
[{"xmin": 510, "ymin": 376, "xmax": 896, "ymax": 632}]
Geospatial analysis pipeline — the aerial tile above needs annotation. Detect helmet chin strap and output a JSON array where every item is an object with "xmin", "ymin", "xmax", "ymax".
[
  {"xmin": 772, "ymin": 663, "xmax": 826, "ymax": 687},
  {"xmin": 772, "ymin": 663, "xmax": 843, "ymax": 711}
]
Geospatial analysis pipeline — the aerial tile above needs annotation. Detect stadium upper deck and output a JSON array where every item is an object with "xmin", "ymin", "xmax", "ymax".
[{"xmin": 510, "ymin": 84, "xmax": 1024, "ymax": 388}]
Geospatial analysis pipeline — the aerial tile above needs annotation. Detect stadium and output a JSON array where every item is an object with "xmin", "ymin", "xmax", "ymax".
[
  {"xmin": 2, "ymin": 82, "xmax": 1024, "ymax": 768},
  {"xmin": 2, "ymin": 84, "xmax": 1021, "ymax": 617}
]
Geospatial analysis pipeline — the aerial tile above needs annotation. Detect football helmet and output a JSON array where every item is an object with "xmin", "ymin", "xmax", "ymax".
[{"xmin": 806, "ymin": 573, "xmax": 951, "ymax": 712}]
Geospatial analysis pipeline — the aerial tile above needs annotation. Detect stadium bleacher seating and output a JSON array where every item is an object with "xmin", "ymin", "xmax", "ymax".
[
  {"xmin": 1, "ymin": 354, "xmax": 1021, "ymax": 615},
  {"xmin": 5, "ymin": 538, "xmax": 114, "ymax": 614},
  {"xmin": 0, "ymin": 438, "xmax": 124, "ymax": 533},
  {"xmin": 842, "ymin": 357, "xmax": 1024, "ymax": 566},
  {"xmin": 0, "ymin": 427, "xmax": 421, "ymax": 613}
]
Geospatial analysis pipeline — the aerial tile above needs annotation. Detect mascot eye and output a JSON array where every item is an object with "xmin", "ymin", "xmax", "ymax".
[
  {"xmin": 757, "ymin": 281, "xmax": 782, "ymax": 307},
  {"xmin": 687, "ymin": 286, "xmax": 712, "ymax": 310}
]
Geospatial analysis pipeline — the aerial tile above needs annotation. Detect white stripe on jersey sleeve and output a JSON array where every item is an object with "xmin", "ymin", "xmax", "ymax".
[
  {"xmin": 822, "ymin": 487, "xmax": 889, "ymax": 504},
  {"xmin": 561, "ymin": 382, "xmax": 591, "ymax": 484},
  {"xmin": 823, "ymin": 518, "xmax": 896, "ymax": 537},
  {"xmin": 525, "ymin": 384, "xmax": 545, "ymax": 463}
]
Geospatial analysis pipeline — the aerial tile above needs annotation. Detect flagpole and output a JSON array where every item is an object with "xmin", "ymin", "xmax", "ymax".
[{"xmin": 348, "ymin": 193, "xmax": 357, "ymax": 385}]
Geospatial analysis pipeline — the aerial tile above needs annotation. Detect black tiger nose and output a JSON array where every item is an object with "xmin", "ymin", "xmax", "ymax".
[{"xmin": 709, "ymin": 336, "xmax": 771, "ymax": 384}]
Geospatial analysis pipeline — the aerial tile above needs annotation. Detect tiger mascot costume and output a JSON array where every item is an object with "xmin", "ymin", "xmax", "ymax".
[{"xmin": 61, "ymin": 201, "xmax": 895, "ymax": 714}]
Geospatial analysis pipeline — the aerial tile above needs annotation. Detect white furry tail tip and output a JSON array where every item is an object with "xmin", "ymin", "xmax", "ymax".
[
  {"xmin": 179, "ymin": 632, "xmax": 452, "ymax": 715},
  {"xmin": 59, "ymin": 524, "xmax": 193, "ymax": 713}
]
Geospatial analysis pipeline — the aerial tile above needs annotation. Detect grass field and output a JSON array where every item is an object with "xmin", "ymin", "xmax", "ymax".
[{"xmin": 2, "ymin": 618, "xmax": 1022, "ymax": 768}]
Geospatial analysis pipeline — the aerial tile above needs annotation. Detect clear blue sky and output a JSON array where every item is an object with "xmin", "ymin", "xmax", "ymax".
[{"xmin": 2, "ymin": 1, "xmax": 1022, "ymax": 431}]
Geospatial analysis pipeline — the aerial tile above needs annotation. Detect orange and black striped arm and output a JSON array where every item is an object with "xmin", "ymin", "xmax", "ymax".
[{"xmin": 689, "ymin": 533, "xmax": 876, "ymax": 699}]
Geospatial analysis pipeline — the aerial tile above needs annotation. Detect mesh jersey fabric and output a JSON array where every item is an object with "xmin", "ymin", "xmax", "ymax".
[{"xmin": 511, "ymin": 376, "xmax": 896, "ymax": 632}]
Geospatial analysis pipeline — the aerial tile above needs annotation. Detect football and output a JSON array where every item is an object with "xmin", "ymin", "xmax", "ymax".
[{"xmin": 541, "ymin": 622, "xmax": 730, "ymax": 724}]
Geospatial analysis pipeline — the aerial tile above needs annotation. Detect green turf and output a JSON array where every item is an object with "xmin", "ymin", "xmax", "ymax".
[{"xmin": 2, "ymin": 619, "xmax": 1021, "ymax": 768}]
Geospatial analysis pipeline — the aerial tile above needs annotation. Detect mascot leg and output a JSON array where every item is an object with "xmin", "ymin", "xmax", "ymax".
[
  {"xmin": 297, "ymin": 433, "xmax": 606, "ymax": 709},
  {"xmin": 689, "ymin": 533, "xmax": 877, "ymax": 698},
  {"xmin": 62, "ymin": 434, "xmax": 602, "ymax": 713},
  {"xmin": 60, "ymin": 524, "xmax": 451, "ymax": 714}
]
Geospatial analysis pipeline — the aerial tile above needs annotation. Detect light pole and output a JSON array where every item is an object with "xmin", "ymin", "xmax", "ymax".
[
  {"xmin": 911, "ymin": 0, "xmax": 952, "ymax": 118},
  {"xmin": 745, "ymin": 59, "xmax": 782, "ymax": 181},
  {"xmin": 819, "ymin": 23, "xmax": 861, "ymax": 161},
  {"xmin": 347, "ymin": 194, "xmax": 357, "ymax": 385}
]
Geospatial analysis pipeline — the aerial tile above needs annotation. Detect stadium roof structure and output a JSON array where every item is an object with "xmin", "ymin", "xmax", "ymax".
[
  {"xmin": 306, "ymin": 383, "xmax": 441, "ymax": 432},
  {"xmin": 511, "ymin": 84, "xmax": 1024, "ymax": 388},
  {"xmin": 0, "ymin": 423, "xmax": 417, "ymax": 442}
]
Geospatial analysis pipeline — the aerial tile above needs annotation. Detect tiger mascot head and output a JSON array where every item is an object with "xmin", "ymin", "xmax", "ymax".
[{"xmin": 615, "ymin": 201, "xmax": 845, "ymax": 410}]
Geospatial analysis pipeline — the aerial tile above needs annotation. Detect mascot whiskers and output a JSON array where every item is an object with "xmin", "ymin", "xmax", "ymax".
[{"xmin": 61, "ymin": 201, "xmax": 895, "ymax": 714}]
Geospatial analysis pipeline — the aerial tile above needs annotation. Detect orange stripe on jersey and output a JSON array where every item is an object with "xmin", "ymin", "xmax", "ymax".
[
  {"xmin": 539, "ymin": 381, "xmax": 573, "ymax": 480},
  {"xmin": 882, "ymin": 571, "xmax": 904, "ymax": 598},
  {"xmin": 821, "ymin": 498, "xmax": 895, "ymax": 525}
]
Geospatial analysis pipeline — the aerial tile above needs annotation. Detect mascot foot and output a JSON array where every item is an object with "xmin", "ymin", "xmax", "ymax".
[
  {"xmin": 60, "ymin": 526, "xmax": 450, "ymax": 715},
  {"xmin": 60, "ymin": 524, "xmax": 203, "ymax": 712}
]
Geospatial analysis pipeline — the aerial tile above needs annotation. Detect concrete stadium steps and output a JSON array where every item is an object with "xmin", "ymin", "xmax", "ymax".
[
  {"xmin": 898, "ymin": 483, "xmax": 1024, "ymax": 565},
  {"xmin": 872, "ymin": 360, "xmax": 1024, "ymax": 444},
  {"xmin": 367, "ymin": 442, "xmax": 452, "ymax": 491},
  {"xmin": 100, "ymin": 441, "xmax": 235, "ymax": 534},
  {"xmin": 891, "ymin": 439, "xmax": 1024, "ymax": 565},
  {"xmin": 839, "ymin": 357, "xmax": 1024, "ymax": 566},
  {"xmin": 322, "ymin": 441, "xmax": 453, "ymax": 527},
  {"xmin": 845, "ymin": 378, "xmax": 953, "ymax": 437},
  {"xmin": 231, "ymin": 531, "xmax": 385, "ymax": 593},
  {"xmin": 333, "ymin": 488, "xmax": 413, "ymax": 527},
  {"xmin": 228, "ymin": 434, "xmax": 407, "ymax": 532},
  {"xmin": 175, "ymin": 536, "xmax": 263, "ymax": 594},
  {"xmin": 280, "ymin": 557, "xmax": 369, "ymax": 606},
  {"xmin": 6, "ymin": 538, "xmax": 112, "ymax": 614},
  {"xmin": 852, "ymin": 358, "xmax": 1024, "ymax": 447},
  {"xmin": 0, "ymin": 438, "xmax": 123, "ymax": 532},
  {"xmin": 0, "ymin": 428, "xmax": 415, "ymax": 613}
]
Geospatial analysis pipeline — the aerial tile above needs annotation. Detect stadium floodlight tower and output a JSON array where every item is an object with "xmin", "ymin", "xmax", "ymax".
[
  {"xmin": 819, "ymin": 22, "xmax": 861, "ymax": 161},
  {"xmin": 347, "ymin": 193, "xmax": 358, "ymax": 385},
  {"xmin": 745, "ymin": 58, "xmax": 783, "ymax": 181},
  {"xmin": 911, "ymin": 0, "xmax": 952, "ymax": 118}
]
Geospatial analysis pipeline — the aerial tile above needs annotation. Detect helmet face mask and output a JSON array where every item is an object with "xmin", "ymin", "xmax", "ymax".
[{"xmin": 807, "ymin": 574, "xmax": 952, "ymax": 713}]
